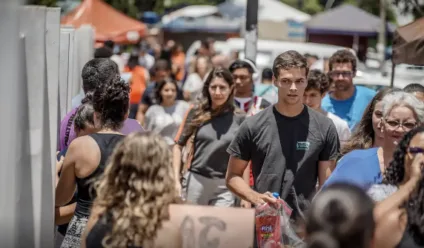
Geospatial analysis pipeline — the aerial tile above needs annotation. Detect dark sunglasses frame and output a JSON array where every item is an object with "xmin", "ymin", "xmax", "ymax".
[{"xmin": 408, "ymin": 147, "xmax": 424, "ymax": 154}]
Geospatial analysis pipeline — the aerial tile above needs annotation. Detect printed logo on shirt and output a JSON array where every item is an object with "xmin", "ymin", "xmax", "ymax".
[{"xmin": 296, "ymin": 141, "xmax": 310, "ymax": 151}]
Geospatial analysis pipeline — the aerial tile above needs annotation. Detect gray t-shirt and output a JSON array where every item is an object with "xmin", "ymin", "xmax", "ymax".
[
  {"xmin": 227, "ymin": 106, "xmax": 339, "ymax": 213},
  {"xmin": 177, "ymin": 109, "xmax": 246, "ymax": 179},
  {"xmin": 145, "ymin": 100, "xmax": 190, "ymax": 145}
]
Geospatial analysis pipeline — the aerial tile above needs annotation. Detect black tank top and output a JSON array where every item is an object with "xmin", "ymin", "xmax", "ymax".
[
  {"xmin": 86, "ymin": 213, "xmax": 142, "ymax": 248},
  {"xmin": 74, "ymin": 133, "xmax": 124, "ymax": 217}
]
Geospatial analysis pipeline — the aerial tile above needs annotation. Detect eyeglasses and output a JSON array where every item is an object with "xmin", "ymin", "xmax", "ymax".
[
  {"xmin": 384, "ymin": 119, "xmax": 417, "ymax": 131},
  {"xmin": 328, "ymin": 71, "xmax": 353, "ymax": 78}
]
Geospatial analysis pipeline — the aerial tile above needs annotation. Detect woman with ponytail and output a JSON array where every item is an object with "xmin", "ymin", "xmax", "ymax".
[{"xmin": 305, "ymin": 183, "xmax": 375, "ymax": 248}]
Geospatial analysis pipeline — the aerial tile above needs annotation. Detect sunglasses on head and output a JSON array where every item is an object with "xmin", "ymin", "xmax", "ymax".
[{"xmin": 408, "ymin": 147, "xmax": 424, "ymax": 154}]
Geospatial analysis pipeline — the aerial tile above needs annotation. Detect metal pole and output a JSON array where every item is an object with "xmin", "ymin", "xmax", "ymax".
[
  {"xmin": 244, "ymin": 0, "xmax": 258, "ymax": 63},
  {"xmin": 377, "ymin": 0, "xmax": 387, "ymax": 74},
  {"xmin": 390, "ymin": 60, "xmax": 396, "ymax": 88}
]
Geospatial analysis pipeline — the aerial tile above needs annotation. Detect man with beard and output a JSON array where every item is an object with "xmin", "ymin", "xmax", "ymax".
[{"xmin": 321, "ymin": 50, "xmax": 376, "ymax": 130}]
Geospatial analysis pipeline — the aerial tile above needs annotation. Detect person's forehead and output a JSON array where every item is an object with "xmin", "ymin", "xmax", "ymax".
[
  {"xmin": 210, "ymin": 77, "xmax": 229, "ymax": 86},
  {"xmin": 276, "ymin": 68, "xmax": 307, "ymax": 78},
  {"xmin": 232, "ymin": 68, "xmax": 251, "ymax": 75},
  {"xmin": 331, "ymin": 62, "xmax": 353, "ymax": 70},
  {"xmin": 410, "ymin": 133, "xmax": 424, "ymax": 146},
  {"xmin": 387, "ymin": 105, "xmax": 416, "ymax": 119},
  {"xmin": 304, "ymin": 89, "xmax": 321, "ymax": 95}
]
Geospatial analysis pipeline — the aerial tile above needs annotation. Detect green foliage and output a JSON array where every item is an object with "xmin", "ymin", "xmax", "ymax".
[
  {"xmin": 285, "ymin": 0, "xmax": 397, "ymax": 22},
  {"xmin": 303, "ymin": 0, "xmax": 324, "ymax": 15},
  {"xmin": 104, "ymin": 0, "xmax": 139, "ymax": 18},
  {"xmin": 392, "ymin": 0, "xmax": 424, "ymax": 19},
  {"xmin": 29, "ymin": 0, "xmax": 57, "ymax": 7}
]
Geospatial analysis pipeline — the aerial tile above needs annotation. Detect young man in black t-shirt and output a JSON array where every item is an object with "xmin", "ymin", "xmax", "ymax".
[{"xmin": 226, "ymin": 51, "xmax": 339, "ymax": 216}]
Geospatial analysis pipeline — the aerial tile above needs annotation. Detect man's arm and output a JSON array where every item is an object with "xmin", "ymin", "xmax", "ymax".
[
  {"xmin": 318, "ymin": 160, "xmax": 336, "ymax": 188},
  {"xmin": 226, "ymin": 121, "xmax": 275, "ymax": 205},
  {"xmin": 227, "ymin": 157, "xmax": 273, "ymax": 205},
  {"xmin": 318, "ymin": 121, "xmax": 340, "ymax": 187}
]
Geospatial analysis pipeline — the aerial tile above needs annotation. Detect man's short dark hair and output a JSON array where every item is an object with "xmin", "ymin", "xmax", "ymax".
[
  {"xmin": 329, "ymin": 49, "xmax": 357, "ymax": 73},
  {"xmin": 272, "ymin": 50, "xmax": 308, "ymax": 78},
  {"xmin": 104, "ymin": 40, "xmax": 115, "ymax": 50},
  {"xmin": 404, "ymin": 83, "xmax": 424, "ymax": 94},
  {"xmin": 200, "ymin": 40, "xmax": 210, "ymax": 50},
  {"xmin": 262, "ymin": 68, "xmax": 273, "ymax": 80},
  {"xmin": 229, "ymin": 59, "xmax": 254, "ymax": 74},
  {"xmin": 81, "ymin": 58, "xmax": 119, "ymax": 94},
  {"xmin": 94, "ymin": 47, "xmax": 113, "ymax": 58},
  {"xmin": 154, "ymin": 59, "xmax": 171, "ymax": 72},
  {"xmin": 306, "ymin": 69, "xmax": 330, "ymax": 94}
]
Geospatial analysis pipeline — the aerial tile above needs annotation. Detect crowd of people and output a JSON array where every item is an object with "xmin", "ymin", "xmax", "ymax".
[{"xmin": 53, "ymin": 37, "xmax": 424, "ymax": 248}]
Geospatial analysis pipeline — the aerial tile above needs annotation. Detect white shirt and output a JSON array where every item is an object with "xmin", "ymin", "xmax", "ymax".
[
  {"xmin": 183, "ymin": 73, "xmax": 208, "ymax": 102},
  {"xmin": 110, "ymin": 54, "xmax": 125, "ymax": 72},
  {"xmin": 138, "ymin": 53, "xmax": 155, "ymax": 70},
  {"xmin": 326, "ymin": 112, "xmax": 351, "ymax": 143}
]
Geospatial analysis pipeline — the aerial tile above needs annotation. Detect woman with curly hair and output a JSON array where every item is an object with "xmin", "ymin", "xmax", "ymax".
[
  {"xmin": 323, "ymin": 91, "xmax": 424, "ymax": 190},
  {"xmin": 81, "ymin": 132, "xmax": 179, "ymax": 248},
  {"xmin": 339, "ymin": 87, "xmax": 396, "ymax": 158},
  {"xmin": 173, "ymin": 67, "xmax": 245, "ymax": 206},
  {"xmin": 55, "ymin": 75, "xmax": 130, "ymax": 248},
  {"xmin": 372, "ymin": 127, "xmax": 424, "ymax": 247},
  {"xmin": 144, "ymin": 79, "xmax": 190, "ymax": 145}
]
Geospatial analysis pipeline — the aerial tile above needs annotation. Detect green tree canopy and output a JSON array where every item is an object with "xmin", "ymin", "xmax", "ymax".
[
  {"xmin": 392, "ymin": 0, "xmax": 424, "ymax": 19},
  {"xmin": 29, "ymin": 0, "xmax": 57, "ymax": 7}
]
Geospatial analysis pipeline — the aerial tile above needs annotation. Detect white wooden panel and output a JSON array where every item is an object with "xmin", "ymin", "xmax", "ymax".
[
  {"xmin": 45, "ymin": 6, "xmax": 60, "ymax": 188},
  {"xmin": 75, "ymin": 25, "xmax": 95, "ymax": 95},
  {"xmin": 44, "ymin": 7, "xmax": 61, "ymax": 248},
  {"xmin": 61, "ymin": 26, "xmax": 76, "ymax": 113},
  {"xmin": 19, "ymin": 5, "xmax": 49, "ymax": 248},
  {"xmin": 59, "ymin": 31, "xmax": 70, "ymax": 119},
  {"xmin": 0, "ymin": 0, "xmax": 26, "ymax": 247}
]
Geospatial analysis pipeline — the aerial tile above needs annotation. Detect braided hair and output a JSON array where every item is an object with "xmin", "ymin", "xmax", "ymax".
[{"xmin": 384, "ymin": 126, "xmax": 424, "ymax": 184}]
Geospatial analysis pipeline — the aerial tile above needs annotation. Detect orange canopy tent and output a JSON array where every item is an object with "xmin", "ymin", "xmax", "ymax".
[{"xmin": 61, "ymin": 0, "xmax": 147, "ymax": 44}]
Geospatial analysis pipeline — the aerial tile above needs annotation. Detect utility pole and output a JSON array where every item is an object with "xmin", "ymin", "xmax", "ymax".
[
  {"xmin": 244, "ymin": 0, "xmax": 258, "ymax": 63},
  {"xmin": 377, "ymin": 0, "xmax": 386, "ymax": 74}
]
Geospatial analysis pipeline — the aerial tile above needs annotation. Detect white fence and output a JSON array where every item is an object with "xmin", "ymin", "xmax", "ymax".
[{"xmin": 0, "ymin": 2, "xmax": 93, "ymax": 247}]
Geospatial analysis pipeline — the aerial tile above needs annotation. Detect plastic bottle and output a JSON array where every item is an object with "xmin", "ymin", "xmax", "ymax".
[{"xmin": 255, "ymin": 192, "xmax": 282, "ymax": 248}]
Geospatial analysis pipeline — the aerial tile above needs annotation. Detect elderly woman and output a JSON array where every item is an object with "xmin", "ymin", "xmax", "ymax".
[{"xmin": 322, "ymin": 91, "xmax": 424, "ymax": 191}]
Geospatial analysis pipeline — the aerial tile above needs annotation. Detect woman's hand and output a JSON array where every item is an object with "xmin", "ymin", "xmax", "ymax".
[{"xmin": 410, "ymin": 153, "xmax": 424, "ymax": 180}]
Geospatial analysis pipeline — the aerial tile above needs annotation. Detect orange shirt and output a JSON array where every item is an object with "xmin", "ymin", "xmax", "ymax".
[
  {"xmin": 124, "ymin": 66, "xmax": 147, "ymax": 104},
  {"xmin": 172, "ymin": 52, "xmax": 186, "ymax": 82}
]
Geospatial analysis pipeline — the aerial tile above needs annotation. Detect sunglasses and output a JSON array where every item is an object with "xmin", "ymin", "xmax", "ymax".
[{"xmin": 408, "ymin": 147, "xmax": 424, "ymax": 154}]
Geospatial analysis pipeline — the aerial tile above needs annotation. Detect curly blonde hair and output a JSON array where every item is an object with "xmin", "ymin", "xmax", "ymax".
[{"xmin": 93, "ymin": 132, "xmax": 177, "ymax": 248}]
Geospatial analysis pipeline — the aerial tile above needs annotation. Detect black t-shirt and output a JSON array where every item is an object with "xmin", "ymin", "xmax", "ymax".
[{"xmin": 227, "ymin": 105, "xmax": 339, "ymax": 213}]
